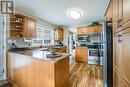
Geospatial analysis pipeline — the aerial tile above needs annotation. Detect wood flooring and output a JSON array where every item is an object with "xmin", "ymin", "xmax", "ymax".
[
  {"xmin": 0, "ymin": 80, "xmax": 14, "ymax": 87},
  {"xmin": 69, "ymin": 56, "xmax": 103, "ymax": 87}
]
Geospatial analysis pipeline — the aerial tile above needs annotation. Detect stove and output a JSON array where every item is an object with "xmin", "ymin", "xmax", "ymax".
[{"xmin": 88, "ymin": 46, "xmax": 103, "ymax": 65}]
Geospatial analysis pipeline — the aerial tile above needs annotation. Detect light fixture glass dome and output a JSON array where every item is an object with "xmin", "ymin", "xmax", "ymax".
[{"xmin": 67, "ymin": 8, "xmax": 83, "ymax": 19}]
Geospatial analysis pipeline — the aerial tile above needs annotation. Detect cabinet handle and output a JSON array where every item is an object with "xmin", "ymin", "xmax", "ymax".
[
  {"xmin": 117, "ymin": 19, "xmax": 122, "ymax": 27},
  {"xmin": 117, "ymin": 20, "xmax": 119, "ymax": 27},
  {"xmin": 119, "ymin": 19, "xmax": 122, "ymax": 26},
  {"xmin": 118, "ymin": 34, "xmax": 122, "ymax": 43}
]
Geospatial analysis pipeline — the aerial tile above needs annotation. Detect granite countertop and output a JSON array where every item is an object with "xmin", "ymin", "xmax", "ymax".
[{"xmin": 9, "ymin": 50, "xmax": 70, "ymax": 63}]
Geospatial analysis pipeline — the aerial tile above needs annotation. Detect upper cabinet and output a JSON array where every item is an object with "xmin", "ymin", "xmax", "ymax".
[
  {"xmin": 54, "ymin": 28, "xmax": 64, "ymax": 41},
  {"xmin": 77, "ymin": 25, "xmax": 101, "ymax": 35},
  {"xmin": 10, "ymin": 14, "xmax": 36, "ymax": 38},
  {"xmin": 105, "ymin": 1, "xmax": 113, "ymax": 21},
  {"xmin": 112, "ymin": 0, "xmax": 130, "ymax": 33},
  {"xmin": 23, "ymin": 17, "xmax": 36, "ymax": 38},
  {"xmin": 122, "ymin": 0, "xmax": 130, "ymax": 24}
]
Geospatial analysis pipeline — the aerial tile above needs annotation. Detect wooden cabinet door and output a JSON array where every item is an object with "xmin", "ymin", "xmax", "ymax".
[
  {"xmin": 113, "ymin": 67, "xmax": 124, "ymax": 87},
  {"xmin": 123, "ymin": 77, "xmax": 130, "ymax": 87},
  {"xmin": 122, "ymin": 28, "xmax": 130, "ymax": 82},
  {"xmin": 89, "ymin": 26, "xmax": 95, "ymax": 34},
  {"xmin": 85, "ymin": 26, "xmax": 90, "ymax": 35},
  {"xmin": 77, "ymin": 28, "xmax": 82, "ymax": 35},
  {"xmin": 122, "ymin": 0, "xmax": 130, "ymax": 24},
  {"xmin": 105, "ymin": 1, "xmax": 113, "ymax": 21},
  {"xmin": 78, "ymin": 27, "xmax": 86, "ymax": 35},
  {"xmin": 75, "ymin": 47, "xmax": 82, "ymax": 62},
  {"xmin": 94, "ymin": 26, "xmax": 101, "ymax": 33},
  {"xmin": 60, "ymin": 29, "xmax": 64, "ymax": 40},
  {"xmin": 113, "ymin": 0, "xmax": 119, "ymax": 30},
  {"xmin": 113, "ymin": 68, "xmax": 120, "ymax": 87},
  {"xmin": 54, "ymin": 28, "xmax": 64, "ymax": 40},
  {"xmin": 29, "ymin": 19, "xmax": 36, "ymax": 37},
  {"xmin": 89, "ymin": 26, "xmax": 101, "ymax": 34},
  {"xmin": 81, "ymin": 48, "xmax": 88, "ymax": 63},
  {"xmin": 113, "ymin": 32, "xmax": 123, "ymax": 72},
  {"xmin": 56, "ymin": 48, "xmax": 67, "ymax": 53},
  {"xmin": 54, "ymin": 29, "xmax": 58, "ymax": 40},
  {"xmin": 119, "ymin": 0, "xmax": 123, "ymax": 21},
  {"xmin": 57, "ymin": 29, "xmax": 61, "ymax": 40},
  {"xmin": 24, "ymin": 18, "xmax": 36, "ymax": 38},
  {"xmin": 75, "ymin": 47, "xmax": 88, "ymax": 63}
]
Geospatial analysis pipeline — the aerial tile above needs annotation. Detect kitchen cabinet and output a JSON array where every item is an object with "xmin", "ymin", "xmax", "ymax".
[
  {"xmin": 55, "ymin": 47, "xmax": 67, "ymax": 53},
  {"xmin": 113, "ymin": 31, "xmax": 123, "ymax": 72},
  {"xmin": 54, "ymin": 28, "xmax": 64, "ymax": 41},
  {"xmin": 106, "ymin": 0, "xmax": 130, "ymax": 86},
  {"xmin": 123, "ymin": 77, "xmax": 130, "ymax": 87},
  {"xmin": 10, "ymin": 14, "xmax": 36, "ymax": 38},
  {"xmin": 77, "ymin": 25, "xmax": 101, "ymax": 35},
  {"xmin": 105, "ymin": 1, "xmax": 113, "ymax": 21},
  {"xmin": 113, "ymin": 68, "xmax": 120, "ymax": 87},
  {"xmin": 112, "ymin": 0, "xmax": 119, "ymax": 31},
  {"xmin": 75, "ymin": 47, "xmax": 88, "ymax": 63},
  {"xmin": 122, "ymin": 0, "xmax": 130, "ymax": 24},
  {"xmin": 121, "ymin": 28, "xmax": 130, "ymax": 82},
  {"xmin": 113, "ymin": 27, "xmax": 130, "ymax": 87},
  {"xmin": 77, "ymin": 26, "xmax": 89, "ymax": 35},
  {"xmin": 23, "ymin": 17, "xmax": 36, "ymax": 38},
  {"xmin": 10, "ymin": 14, "xmax": 25, "ymax": 37},
  {"xmin": 112, "ymin": 0, "xmax": 130, "ymax": 33},
  {"xmin": 90, "ymin": 25, "xmax": 101, "ymax": 33},
  {"xmin": 8, "ymin": 52, "xmax": 69, "ymax": 87}
]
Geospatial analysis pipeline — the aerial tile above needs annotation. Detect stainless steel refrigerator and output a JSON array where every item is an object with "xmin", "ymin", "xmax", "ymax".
[{"xmin": 103, "ymin": 21, "xmax": 113, "ymax": 87}]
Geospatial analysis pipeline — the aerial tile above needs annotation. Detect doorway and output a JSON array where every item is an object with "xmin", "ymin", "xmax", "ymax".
[{"xmin": 68, "ymin": 31, "xmax": 73, "ymax": 53}]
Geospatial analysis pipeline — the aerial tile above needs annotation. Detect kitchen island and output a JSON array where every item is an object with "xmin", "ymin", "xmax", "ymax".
[{"xmin": 8, "ymin": 50, "xmax": 69, "ymax": 87}]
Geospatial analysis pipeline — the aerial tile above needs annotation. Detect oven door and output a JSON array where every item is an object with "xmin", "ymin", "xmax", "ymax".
[
  {"xmin": 88, "ymin": 49, "xmax": 100, "ymax": 65},
  {"xmin": 89, "ymin": 49, "xmax": 100, "ymax": 57}
]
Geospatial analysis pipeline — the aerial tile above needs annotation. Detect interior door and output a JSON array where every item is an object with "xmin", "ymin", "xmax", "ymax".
[{"xmin": 0, "ymin": 15, "xmax": 4, "ymax": 80}]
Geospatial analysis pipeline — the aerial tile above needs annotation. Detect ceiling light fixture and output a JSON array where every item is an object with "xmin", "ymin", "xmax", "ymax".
[{"xmin": 67, "ymin": 8, "xmax": 83, "ymax": 19}]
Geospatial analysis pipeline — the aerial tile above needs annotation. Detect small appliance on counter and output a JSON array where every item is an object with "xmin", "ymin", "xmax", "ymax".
[
  {"xmin": 10, "ymin": 43, "xmax": 27, "ymax": 51},
  {"xmin": 59, "ymin": 42, "xmax": 63, "ymax": 46}
]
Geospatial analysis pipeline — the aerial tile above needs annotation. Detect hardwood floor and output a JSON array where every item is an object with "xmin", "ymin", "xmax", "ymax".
[
  {"xmin": 69, "ymin": 62, "xmax": 103, "ymax": 87},
  {"xmin": 69, "ymin": 51, "xmax": 103, "ymax": 87},
  {"xmin": 0, "ymin": 80, "xmax": 14, "ymax": 87}
]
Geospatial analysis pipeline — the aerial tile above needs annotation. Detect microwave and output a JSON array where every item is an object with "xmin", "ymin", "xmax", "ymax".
[{"xmin": 77, "ymin": 35, "xmax": 88, "ymax": 41}]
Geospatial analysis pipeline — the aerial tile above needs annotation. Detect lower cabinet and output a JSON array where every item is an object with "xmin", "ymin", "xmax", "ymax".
[
  {"xmin": 113, "ymin": 27, "xmax": 130, "ymax": 87},
  {"xmin": 56, "ymin": 47, "xmax": 67, "ymax": 53},
  {"xmin": 113, "ymin": 68, "xmax": 119, "ymax": 87},
  {"xmin": 123, "ymin": 77, "xmax": 130, "ymax": 87},
  {"xmin": 75, "ymin": 47, "xmax": 88, "ymax": 63},
  {"xmin": 113, "ymin": 31, "xmax": 123, "ymax": 72}
]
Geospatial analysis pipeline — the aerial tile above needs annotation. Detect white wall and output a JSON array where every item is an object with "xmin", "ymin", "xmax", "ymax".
[
  {"xmin": 62, "ymin": 26, "xmax": 69, "ymax": 46},
  {"xmin": 16, "ymin": 10, "xmax": 55, "ymax": 28}
]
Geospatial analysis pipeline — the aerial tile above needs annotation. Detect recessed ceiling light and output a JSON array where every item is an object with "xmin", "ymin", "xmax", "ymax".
[{"xmin": 67, "ymin": 8, "xmax": 83, "ymax": 19}]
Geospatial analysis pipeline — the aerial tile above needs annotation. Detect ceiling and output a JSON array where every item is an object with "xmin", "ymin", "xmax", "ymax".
[{"xmin": 15, "ymin": 0, "xmax": 109, "ymax": 31}]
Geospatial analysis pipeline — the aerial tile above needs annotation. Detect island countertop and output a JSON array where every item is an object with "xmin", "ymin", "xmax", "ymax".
[
  {"xmin": 9, "ymin": 50, "xmax": 70, "ymax": 63},
  {"xmin": 8, "ymin": 50, "xmax": 69, "ymax": 87}
]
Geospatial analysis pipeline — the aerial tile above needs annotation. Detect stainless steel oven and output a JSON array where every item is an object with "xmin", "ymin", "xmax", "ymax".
[{"xmin": 88, "ymin": 48, "xmax": 103, "ymax": 65}]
